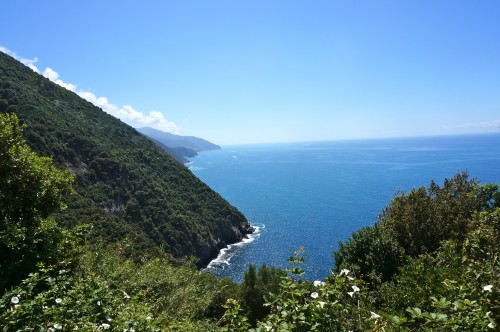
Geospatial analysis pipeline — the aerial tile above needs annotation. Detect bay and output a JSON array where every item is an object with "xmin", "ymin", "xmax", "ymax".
[{"xmin": 189, "ymin": 133, "xmax": 500, "ymax": 282}]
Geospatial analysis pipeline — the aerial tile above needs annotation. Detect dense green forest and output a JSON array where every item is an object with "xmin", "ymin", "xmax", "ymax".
[
  {"xmin": 2, "ymin": 113, "xmax": 498, "ymax": 330},
  {"xmin": 1, "ymin": 51, "xmax": 498, "ymax": 330},
  {"xmin": 0, "ymin": 51, "xmax": 253, "ymax": 267}
]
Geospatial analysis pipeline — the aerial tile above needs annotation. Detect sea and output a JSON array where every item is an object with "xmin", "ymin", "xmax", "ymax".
[{"xmin": 188, "ymin": 133, "xmax": 500, "ymax": 283}]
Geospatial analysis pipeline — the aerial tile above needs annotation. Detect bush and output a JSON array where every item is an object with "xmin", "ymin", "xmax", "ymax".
[
  {"xmin": 379, "ymin": 172, "xmax": 497, "ymax": 256},
  {"xmin": 0, "ymin": 113, "xmax": 73, "ymax": 293},
  {"xmin": 334, "ymin": 224, "xmax": 404, "ymax": 285}
]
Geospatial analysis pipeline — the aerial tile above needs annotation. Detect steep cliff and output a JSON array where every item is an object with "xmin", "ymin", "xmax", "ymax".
[{"xmin": 0, "ymin": 51, "xmax": 253, "ymax": 266}]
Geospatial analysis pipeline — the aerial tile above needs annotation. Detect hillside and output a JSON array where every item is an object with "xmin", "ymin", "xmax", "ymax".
[
  {"xmin": 2, "ymin": 108, "xmax": 498, "ymax": 330},
  {"xmin": 137, "ymin": 127, "xmax": 221, "ymax": 152},
  {"xmin": 0, "ymin": 51, "xmax": 253, "ymax": 266},
  {"xmin": 148, "ymin": 138, "xmax": 196, "ymax": 164}
]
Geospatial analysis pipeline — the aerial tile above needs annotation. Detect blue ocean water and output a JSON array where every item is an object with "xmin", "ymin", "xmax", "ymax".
[{"xmin": 189, "ymin": 134, "xmax": 500, "ymax": 282}]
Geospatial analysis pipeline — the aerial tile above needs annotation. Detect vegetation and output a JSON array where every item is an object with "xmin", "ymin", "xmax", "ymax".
[
  {"xmin": 2, "ymin": 113, "xmax": 499, "ymax": 330},
  {"xmin": 1, "ymin": 52, "xmax": 498, "ymax": 330},
  {"xmin": 146, "ymin": 137, "xmax": 197, "ymax": 164},
  {"xmin": 0, "ymin": 113, "xmax": 73, "ymax": 292},
  {"xmin": 220, "ymin": 173, "xmax": 499, "ymax": 331},
  {"xmin": 0, "ymin": 51, "xmax": 252, "ymax": 267},
  {"xmin": 240, "ymin": 264, "xmax": 286, "ymax": 326},
  {"xmin": 0, "ymin": 113, "xmax": 237, "ymax": 330},
  {"xmin": 137, "ymin": 127, "xmax": 221, "ymax": 152}
]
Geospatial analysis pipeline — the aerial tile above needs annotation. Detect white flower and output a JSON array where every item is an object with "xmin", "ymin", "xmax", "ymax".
[
  {"xmin": 317, "ymin": 301, "xmax": 326, "ymax": 309},
  {"xmin": 97, "ymin": 301, "xmax": 101, "ymax": 306},
  {"xmin": 483, "ymin": 285, "xmax": 493, "ymax": 292},
  {"xmin": 123, "ymin": 291, "xmax": 131, "ymax": 299},
  {"xmin": 348, "ymin": 285, "xmax": 360, "ymax": 297},
  {"xmin": 101, "ymin": 323, "xmax": 110, "ymax": 329},
  {"xmin": 54, "ymin": 324, "xmax": 62, "ymax": 330},
  {"xmin": 146, "ymin": 316, "xmax": 152, "ymax": 320},
  {"xmin": 488, "ymin": 322, "xmax": 495, "ymax": 329},
  {"xmin": 310, "ymin": 292, "xmax": 319, "ymax": 299},
  {"xmin": 347, "ymin": 276, "xmax": 355, "ymax": 281},
  {"xmin": 370, "ymin": 311, "xmax": 381, "ymax": 319},
  {"xmin": 264, "ymin": 326, "xmax": 272, "ymax": 331},
  {"xmin": 313, "ymin": 280, "xmax": 325, "ymax": 287},
  {"xmin": 55, "ymin": 298, "xmax": 62, "ymax": 304},
  {"xmin": 339, "ymin": 269, "xmax": 350, "ymax": 276},
  {"xmin": 11, "ymin": 296, "xmax": 19, "ymax": 304}
]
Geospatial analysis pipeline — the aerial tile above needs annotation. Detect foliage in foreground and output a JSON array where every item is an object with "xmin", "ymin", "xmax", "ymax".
[
  {"xmin": 0, "ymin": 113, "xmax": 74, "ymax": 292},
  {"xmin": 223, "ymin": 211, "xmax": 498, "ymax": 331},
  {"xmin": 222, "ymin": 174, "xmax": 499, "ymax": 331},
  {"xmin": 1, "ymin": 112, "xmax": 498, "ymax": 330},
  {"xmin": 0, "ymin": 113, "xmax": 234, "ymax": 330},
  {"xmin": 1, "ymin": 241, "xmax": 237, "ymax": 331}
]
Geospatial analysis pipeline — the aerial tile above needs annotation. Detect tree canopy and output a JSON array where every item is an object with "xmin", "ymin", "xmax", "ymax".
[
  {"xmin": 0, "ymin": 113, "xmax": 73, "ymax": 291},
  {"xmin": 0, "ymin": 51, "xmax": 252, "ymax": 266}
]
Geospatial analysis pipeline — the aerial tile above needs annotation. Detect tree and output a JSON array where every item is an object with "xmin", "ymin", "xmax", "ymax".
[
  {"xmin": 334, "ymin": 224, "xmax": 404, "ymax": 284},
  {"xmin": 240, "ymin": 263, "xmax": 286, "ymax": 326},
  {"xmin": 240, "ymin": 263, "xmax": 258, "ymax": 324},
  {"xmin": 0, "ymin": 113, "xmax": 73, "ymax": 293},
  {"xmin": 378, "ymin": 172, "xmax": 497, "ymax": 257}
]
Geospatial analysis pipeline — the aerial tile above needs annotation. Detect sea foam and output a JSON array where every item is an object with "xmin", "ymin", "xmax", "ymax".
[{"xmin": 205, "ymin": 224, "xmax": 264, "ymax": 271}]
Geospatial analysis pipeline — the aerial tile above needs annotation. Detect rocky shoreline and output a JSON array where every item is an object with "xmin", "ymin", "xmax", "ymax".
[{"xmin": 197, "ymin": 222, "xmax": 255, "ymax": 268}]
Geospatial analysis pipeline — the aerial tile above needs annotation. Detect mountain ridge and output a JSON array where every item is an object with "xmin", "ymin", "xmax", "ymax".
[
  {"xmin": 0, "ymin": 51, "xmax": 253, "ymax": 267},
  {"xmin": 145, "ymin": 137, "xmax": 196, "ymax": 164},
  {"xmin": 137, "ymin": 127, "xmax": 221, "ymax": 152}
]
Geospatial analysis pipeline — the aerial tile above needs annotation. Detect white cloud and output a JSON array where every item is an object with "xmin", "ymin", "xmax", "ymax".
[
  {"xmin": 1, "ymin": 45, "xmax": 180, "ymax": 133},
  {"xmin": 42, "ymin": 67, "xmax": 59, "ymax": 81},
  {"xmin": 78, "ymin": 90, "xmax": 180, "ymax": 133},
  {"xmin": 43, "ymin": 67, "xmax": 77, "ymax": 91},
  {"xmin": 0, "ymin": 46, "xmax": 39, "ymax": 72}
]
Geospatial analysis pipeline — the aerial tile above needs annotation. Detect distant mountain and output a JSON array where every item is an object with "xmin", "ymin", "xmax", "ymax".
[
  {"xmin": 148, "ymin": 137, "xmax": 196, "ymax": 164},
  {"xmin": 0, "ymin": 51, "xmax": 253, "ymax": 267},
  {"xmin": 137, "ymin": 127, "xmax": 221, "ymax": 152}
]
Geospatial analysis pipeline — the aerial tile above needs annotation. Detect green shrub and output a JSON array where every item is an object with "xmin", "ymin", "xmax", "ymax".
[
  {"xmin": 0, "ymin": 113, "xmax": 73, "ymax": 293},
  {"xmin": 379, "ymin": 172, "xmax": 497, "ymax": 257},
  {"xmin": 334, "ymin": 224, "xmax": 404, "ymax": 285}
]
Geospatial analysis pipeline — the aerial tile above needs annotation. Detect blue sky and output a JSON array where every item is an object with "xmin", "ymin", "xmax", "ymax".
[{"xmin": 1, "ymin": 1, "xmax": 499, "ymax": 145}]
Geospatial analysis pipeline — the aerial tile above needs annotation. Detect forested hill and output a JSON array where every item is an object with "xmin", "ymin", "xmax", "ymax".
[
  {"xmin": 0, "ymin": 51, "xmax": 253, "ymax": 266},
  {"xmin": 137, "ymin": 127, "xmax": 221, "ymax": 152}
]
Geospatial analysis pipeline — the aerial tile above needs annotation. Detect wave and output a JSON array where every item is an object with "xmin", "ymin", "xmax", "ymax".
[
  {"xmin": 205, "ymin": 223, "xmax": 264, "ymax": 271},
  {"xmin": 188, "ymin": 166, "xmax": 206, "ymax": 171}
]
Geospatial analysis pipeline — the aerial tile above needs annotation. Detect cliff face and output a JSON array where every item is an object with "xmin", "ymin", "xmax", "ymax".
[{"xmin": 0, "ymin": 51, "xmax": 252, "ymax": 266}]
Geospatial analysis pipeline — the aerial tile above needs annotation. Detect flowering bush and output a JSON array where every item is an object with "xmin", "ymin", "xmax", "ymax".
[
  {"xmin": 222, "ymin": 207, "xmax": 499, "ymax": 331},
  {"xmin": 223, "ymin": 248, "xmax": 386, "ymax": 332}
]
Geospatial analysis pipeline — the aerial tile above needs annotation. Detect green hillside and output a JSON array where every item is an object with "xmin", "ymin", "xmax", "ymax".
[
  {"xmin": 137, "ymin": 127, "xmax": 221, "ymax": 152},
  {"xmin": 0, "ymin": 52, "xmax": 253, "ymax": 266},
  {"xmin": 2, "ymin": 50, "xmax": 498, "ymax": 331},
  {"xmin": 1, "ymin": 109, "xmax": 498, "ymax": 330}
]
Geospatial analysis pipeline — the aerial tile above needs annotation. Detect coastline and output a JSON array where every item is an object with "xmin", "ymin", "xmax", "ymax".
[{"xmin": 203, "ymin": 224, "xmax": 262, "ymax": 272}]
